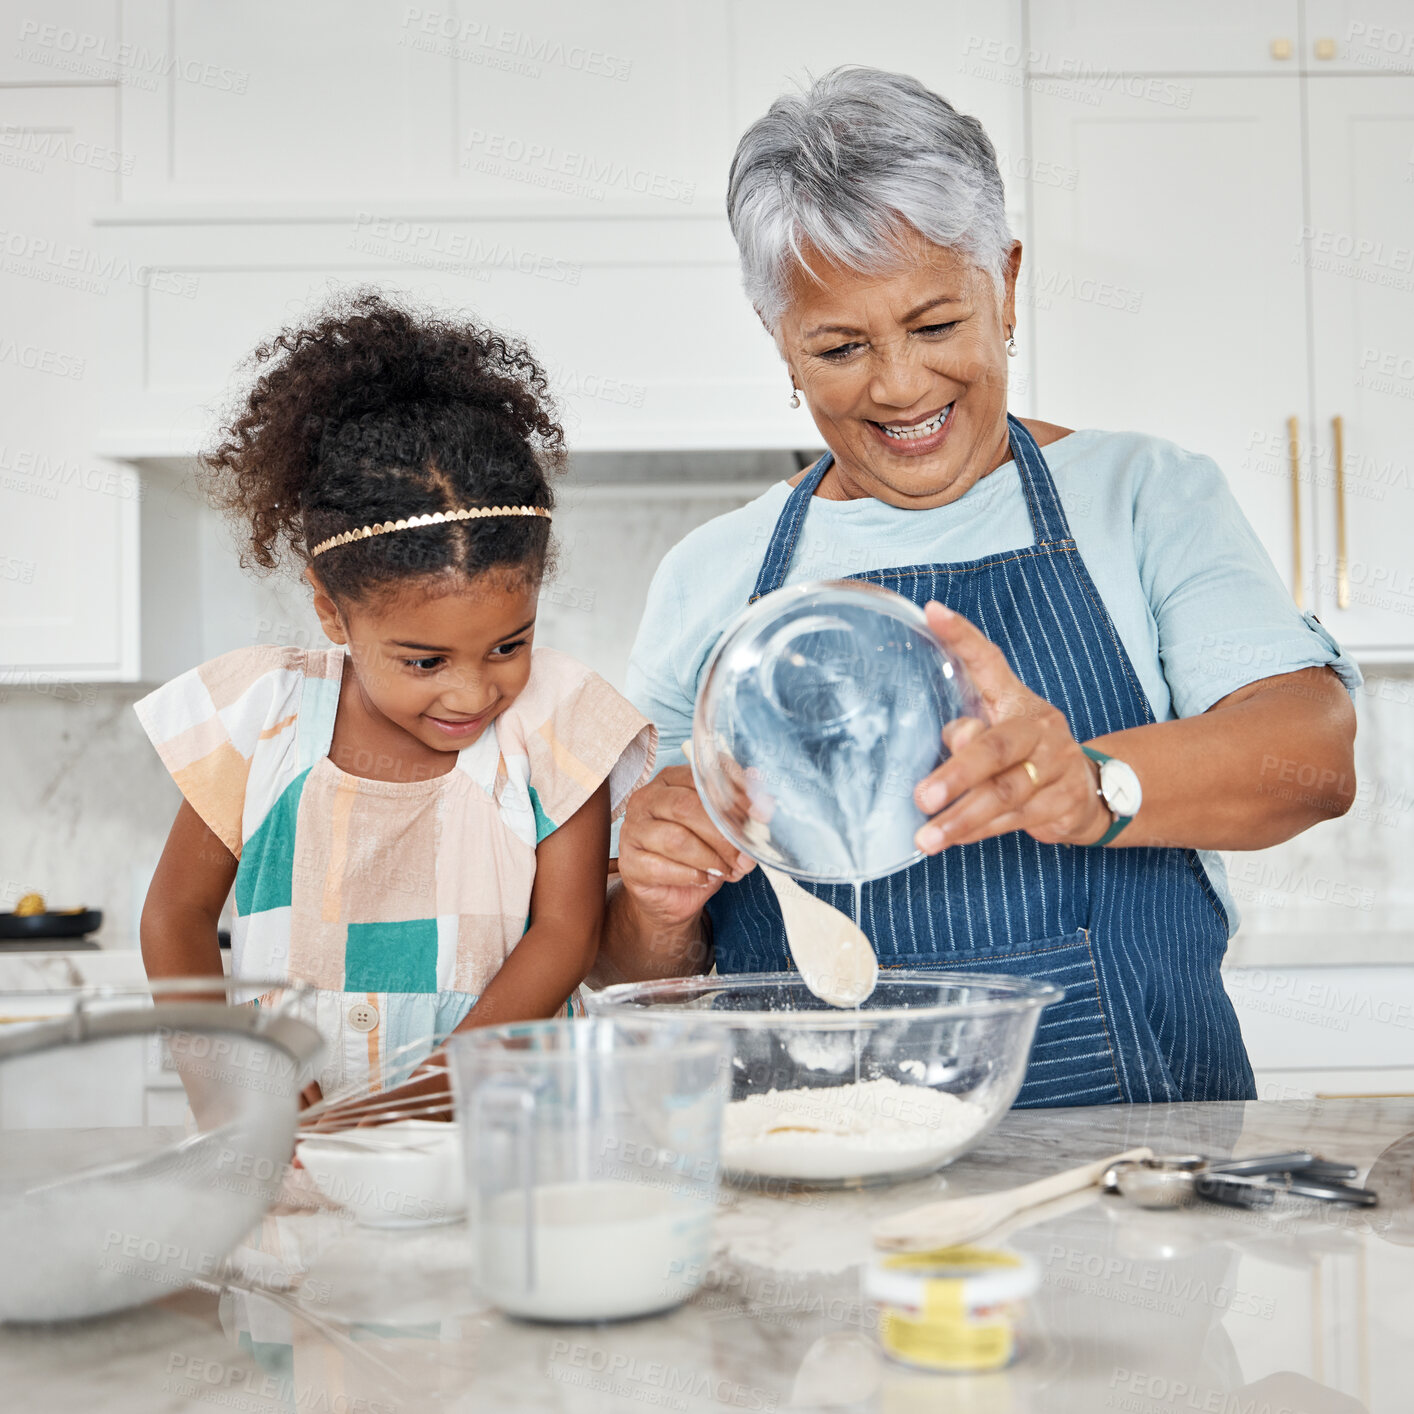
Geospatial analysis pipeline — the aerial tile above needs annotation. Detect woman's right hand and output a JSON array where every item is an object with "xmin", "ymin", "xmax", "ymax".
[{"xmin": 615, "ymin": 764, "xmax": 754, "ymax": 932}]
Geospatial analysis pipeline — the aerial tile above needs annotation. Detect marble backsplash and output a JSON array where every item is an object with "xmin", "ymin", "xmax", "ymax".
[{"xmin": 2, "ymin": 471, "xmax": 1411, "ymax": 952}]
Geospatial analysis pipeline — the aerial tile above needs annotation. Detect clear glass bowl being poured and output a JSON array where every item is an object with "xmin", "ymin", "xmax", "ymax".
[{"xmin": 692, "ymin": 581, "xmax": 982, "ymax": 884}]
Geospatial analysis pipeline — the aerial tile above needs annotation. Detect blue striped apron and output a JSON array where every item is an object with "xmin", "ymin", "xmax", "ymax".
[{"xmin": 706, "ymin": 415, "xmax": 1256, "ymax": 1107}]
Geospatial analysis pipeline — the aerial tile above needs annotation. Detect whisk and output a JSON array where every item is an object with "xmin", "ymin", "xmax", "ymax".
[
  {"xmin": 297, "ymin": 1031, "xmax": 457, "ymax": 1140},
  {"xmin": 290, "ymin": 1033, "xmax": 468, "ymax": 1226}
]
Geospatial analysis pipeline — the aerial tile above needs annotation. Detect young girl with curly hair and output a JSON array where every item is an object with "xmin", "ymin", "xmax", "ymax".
[{"xmin": 135, "ymin": 293, "xmax": 654, "ymax": 1102}]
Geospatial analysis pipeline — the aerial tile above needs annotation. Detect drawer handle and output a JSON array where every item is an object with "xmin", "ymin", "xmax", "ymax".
[
  {"xmin": 1332, "ymin": 415, "xmax": 1349, "ymax": 609},
  {"xmin": 1287, "ymin": 416, "xmax": 1303, "ymax": 608}
]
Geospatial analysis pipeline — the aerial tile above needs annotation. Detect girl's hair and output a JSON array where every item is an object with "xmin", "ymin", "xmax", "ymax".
[{"xmin": 203, "ymin": 290, "xmax": 564, "ymax": 604}]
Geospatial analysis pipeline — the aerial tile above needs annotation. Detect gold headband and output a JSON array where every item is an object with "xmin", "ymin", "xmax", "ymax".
[{"xmin": 308, "ymin": 505, "xmax": 551, "ymax": 559}]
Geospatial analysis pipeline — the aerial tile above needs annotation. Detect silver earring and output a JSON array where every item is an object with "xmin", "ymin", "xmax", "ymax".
[
  {"xmin": 789, "ymin": 387, "xmax": 801, "ymax": 408},
  {"xmin": 1006, "ymin": 326, "xmax": 1018, "ymax": 358}
]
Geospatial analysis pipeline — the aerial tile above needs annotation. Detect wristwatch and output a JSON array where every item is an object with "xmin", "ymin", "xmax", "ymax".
[{"xmin": 1081, "ymin": 746, "xmax": 1142, "ymax": 846}]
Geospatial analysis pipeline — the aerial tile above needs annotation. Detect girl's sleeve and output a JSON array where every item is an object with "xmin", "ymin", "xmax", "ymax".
[
  {"xmin": 514, "ymin": 650, "xmax": 657, "ymax": 836},
  {"xmin": 133, "ymin": 646, "xmax": 308, "ymax": 857}
]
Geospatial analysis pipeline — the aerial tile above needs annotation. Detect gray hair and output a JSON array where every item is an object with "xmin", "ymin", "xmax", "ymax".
[{"xmin": 727, "ymin": 66, "xmax": 1013, "ymax": 328}]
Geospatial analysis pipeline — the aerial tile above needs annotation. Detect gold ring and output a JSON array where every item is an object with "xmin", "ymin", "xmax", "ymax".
[{"xmin": 1020, "ymin": 759, "xmax": 1040, "ymax": 788}]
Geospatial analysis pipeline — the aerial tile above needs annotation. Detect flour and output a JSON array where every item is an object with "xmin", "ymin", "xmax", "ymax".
[{"xmin": 721, "ymin": 1078, "xmax": 988, "ymax": 1183}]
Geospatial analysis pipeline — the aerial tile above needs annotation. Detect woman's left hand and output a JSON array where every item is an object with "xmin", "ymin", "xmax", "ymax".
[{"xmin": 912, "ymin": 603, "xmax": 1113, "ymax": 852}]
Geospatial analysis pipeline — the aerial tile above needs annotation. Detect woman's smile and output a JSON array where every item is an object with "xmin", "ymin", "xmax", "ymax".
[{"xmin": 866, "ymin": 401, "xmax": 956, "ymax": 456}]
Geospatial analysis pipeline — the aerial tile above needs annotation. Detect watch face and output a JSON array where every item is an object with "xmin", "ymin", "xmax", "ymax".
[{"xmin": 1099, "ymin": 758, "xmax": 1143, "ymax": 818}]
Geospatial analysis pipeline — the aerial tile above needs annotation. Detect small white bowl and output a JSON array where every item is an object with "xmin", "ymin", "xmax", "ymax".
[{"xmin": 297, "ymin": 1120, "xmax": 466, "ymax": 1228}]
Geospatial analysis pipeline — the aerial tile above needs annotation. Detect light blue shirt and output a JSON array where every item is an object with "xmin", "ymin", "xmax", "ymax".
[{"xmin": 624, "ymin": 428, "xmax": 1362, "ymax": 934}]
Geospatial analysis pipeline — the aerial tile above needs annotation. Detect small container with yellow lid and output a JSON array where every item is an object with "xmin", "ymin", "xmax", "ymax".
[{"xmin": 865, "ymin": 1245, "xmax": 1039, "ymax": 1373}]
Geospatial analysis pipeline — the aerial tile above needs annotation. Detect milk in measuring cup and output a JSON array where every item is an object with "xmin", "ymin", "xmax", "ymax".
[{"xmin": 479, "ymin": 1179, "xmax": 714, "ymax": 1321}]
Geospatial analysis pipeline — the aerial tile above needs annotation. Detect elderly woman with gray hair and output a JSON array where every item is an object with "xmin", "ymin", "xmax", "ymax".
[{"xmin": 600, "ymin": 67, "xmax": 1360, "ymax": 1106}]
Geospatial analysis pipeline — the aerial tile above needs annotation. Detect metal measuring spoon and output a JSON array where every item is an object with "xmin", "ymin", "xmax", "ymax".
[{"xmin": 1101, "ymin": 1154, "xmax": 1207, "ymax": 1209}]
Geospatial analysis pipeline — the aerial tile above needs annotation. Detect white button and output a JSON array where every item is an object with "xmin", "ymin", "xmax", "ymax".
[{"xmin": 347, "ymin": 1003, "xmax": 379, "ymax": 1032}]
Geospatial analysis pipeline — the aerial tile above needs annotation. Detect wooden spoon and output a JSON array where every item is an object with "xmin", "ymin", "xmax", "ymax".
[
  {"xmin": 872, "ymin": 1147, "xmax": 1155, "ymax": 1251},
  {"xmin": 682, "ymin": 740, "xmax": 878, "ymax": 1008},
  {"xmin": 758, "ymin": 862, "xmax": 878, "ymax": 1008}
]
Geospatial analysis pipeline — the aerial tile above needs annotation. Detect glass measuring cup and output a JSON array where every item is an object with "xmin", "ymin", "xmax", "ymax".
[
  {"xmin": 692, "ymin": 580, "xmax": 982, "ymax": 883},
  {"xmin": 448, "ymin": 1018, "xmax": 730, "ymax": 1322}
]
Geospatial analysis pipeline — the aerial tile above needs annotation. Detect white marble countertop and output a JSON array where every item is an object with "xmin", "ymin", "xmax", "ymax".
[
  {"xmin": 0, "ymin": 949, "xmax": 150, "ymax": 1017},
  {"xmin": 3, "ymin": 1098, "xmax": 1412, "ymax": 1413},
  {"xmin": 0, "ymin": 948, "xmax": 225, "ymax": 994}
]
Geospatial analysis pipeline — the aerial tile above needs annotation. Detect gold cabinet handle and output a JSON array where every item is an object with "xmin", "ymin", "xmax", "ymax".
[
  {"xmin": 1287, "ymin": 416, "xmax": 1303, "ymax": 608},
  {"xmin": 1332, "ymin": 415, "xmax": 1349, "ymax": 609}
]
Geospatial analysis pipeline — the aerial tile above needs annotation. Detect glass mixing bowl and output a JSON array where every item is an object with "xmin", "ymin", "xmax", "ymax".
[
  {"xmin": 691, "ymin": 581, "xmax": 981, "ymax": 883},
  {"xmin": 584, "ymin": 972, "xmax": 1060, "ymax": 1190}
]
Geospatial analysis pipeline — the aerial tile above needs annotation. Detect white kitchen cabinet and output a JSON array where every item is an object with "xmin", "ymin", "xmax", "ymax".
[
  {"xmin": 90, "ymin": 213, "xmax": 795, "ymax": 459},
  {"xmin": 113, "ymin": 0, "xmax": 1028, "ymax": 214},
  {"xmin": 1026, "ymin": 0, "xmax": 1301, "ymax": 74},
  {"xmin": 0, "ymin": 1030, "xmax": 147, "ymax": 1129},
  {"xmin": 0, "ymin": 0, "xmax": 121, "ymax": 84},
  {"xmin": 1304, "ymin": 78, "xmax": 1414, "ymax": 655},
  {"xmin": 3, "ymin": 2, "xmax": 1039, "ymax": 678},
  {"xmin": 12, "ymin": 1, "xmax": 1408, "ymax": 676},
  {"xmin": 1025, "ymin": 0, "xmax": 1414, "ymax": 74},
  {"xmin": 1302, "ymin": 0, "xmax": 1414, "ymax": 74},
  {"xmin": 1225, "ymin": 965, "xmax": 1414, "ymax": 1098},
  {"xmin": 1025, "ymin": 78, "xmax": 1312, "ymax": 599},
  {"xmin": 0, "ymin": 1018, "xmax": 189, "ymax": 1129},
  {"xmin": 117, "ymin": 0, "xmax": 736, "ymax": 211},
  {"xmin": 1028, "ymin": 63, "xmax": 1414, "ymax": 652},
  {"xmin": 0, "ymin": 86, "xmax": 139, "ymax": 681}
]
